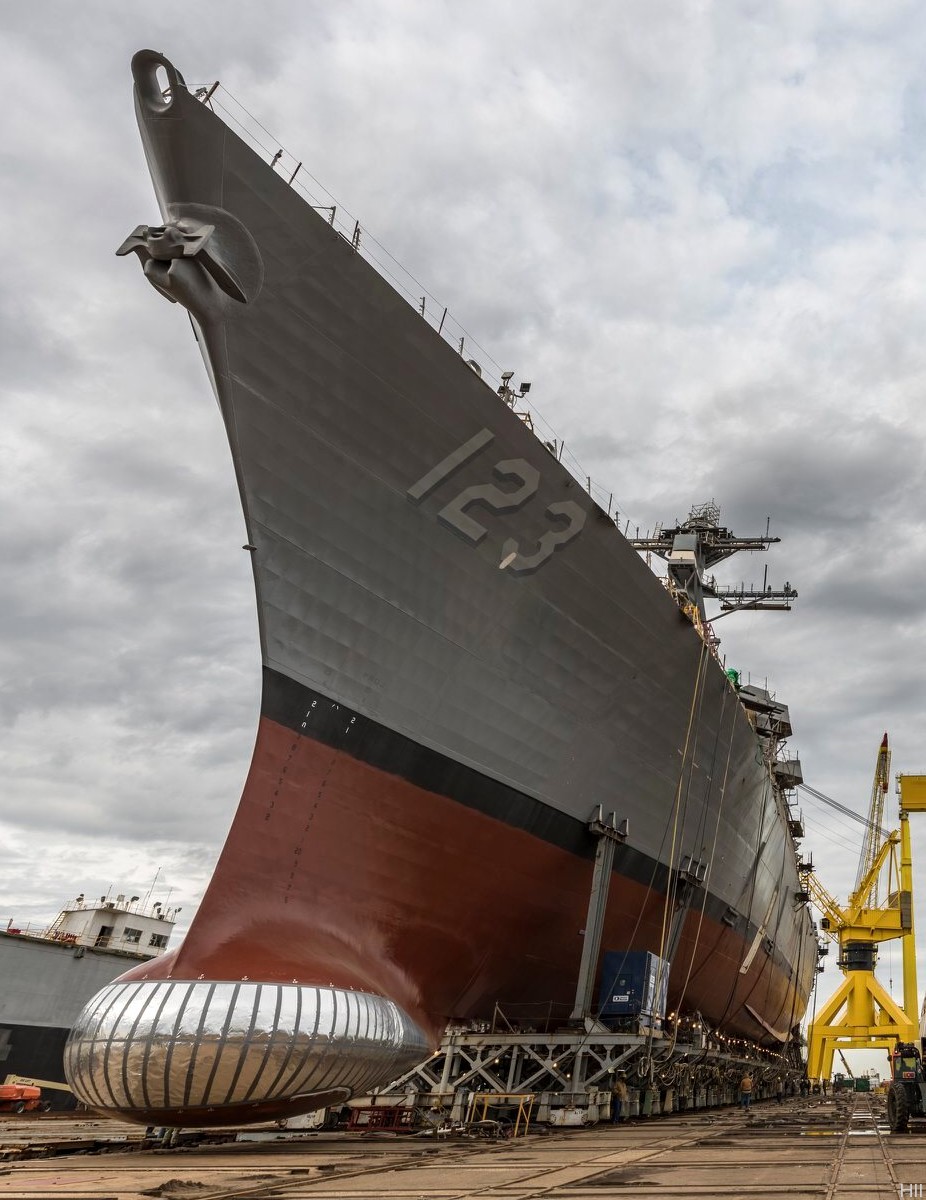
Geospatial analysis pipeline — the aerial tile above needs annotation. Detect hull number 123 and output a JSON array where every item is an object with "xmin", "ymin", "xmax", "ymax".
[{"xmin": 407, "ymin": 428, "xmax": 586, "ymax": 574}]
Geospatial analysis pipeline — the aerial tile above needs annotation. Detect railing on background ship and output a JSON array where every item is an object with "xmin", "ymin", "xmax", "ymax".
[{"xmin": 2, "ymin": 920, "xmax": 57, "ymax": 940}]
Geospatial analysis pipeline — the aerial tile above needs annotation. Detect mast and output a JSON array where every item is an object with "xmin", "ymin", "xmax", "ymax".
[{"xmin": 629, "ymin": 501, "xmax": 797, "ymax": 631}]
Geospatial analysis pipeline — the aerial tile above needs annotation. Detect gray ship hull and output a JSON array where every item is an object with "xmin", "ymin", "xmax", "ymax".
[{"xmin": 63, "ymin": 51, "xmax": 817, "ymax": 1126}]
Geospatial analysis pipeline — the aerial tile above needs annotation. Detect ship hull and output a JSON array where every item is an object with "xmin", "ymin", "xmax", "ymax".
[
  {"xmin": 67, "ymin": 669, "xmax": 811, "ymax": 1124},
  {"xmin": 65, "ymin": 50, "xmax": 816, "ymax": 1125},
  {"xmin": 164, "ymin": 673, "xmax": 809, "ymax": 1034}
]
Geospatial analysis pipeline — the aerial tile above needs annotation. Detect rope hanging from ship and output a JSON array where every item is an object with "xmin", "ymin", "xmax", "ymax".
[
  {"xmin": 590, "ymin": 634, "xmax": 794, "ymax": 1084},
  {"xmin": 641, "ymin": 634, "xmax": 715, "ymax": 1076},
  {"xmin": 557, "ymin": 632, "xmax": 719, "ymax": 1083},
  {"xmin": 573, "ymin": 631, "xmax": 716, "ymax": 1049},
  {"xmin": 653, "ymin": 636, "xmax": 713, "ymax": 961},
  {"xmin": 644, "ymin": 655, "xmax": 749, "ymax": 1072},
  {"xmin": 734, "ymin": 744, "xmax": 814, "ymax": 1063},
  {"xmin": 655, "ymin": 681, "xmax": 737, "ymax": 1060},
  {"xmin": 711, "ymin": 744, "xmax": 808, "ymax": 1062},
  {"xmin": 659, "ymin": 665, "xmax": 808, "ymax": 1069}
]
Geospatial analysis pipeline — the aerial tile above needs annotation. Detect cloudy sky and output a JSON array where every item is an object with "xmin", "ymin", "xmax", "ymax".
[{"xmin": 3, "ymin": 1, "xmax": 926, "ymax": 1068}]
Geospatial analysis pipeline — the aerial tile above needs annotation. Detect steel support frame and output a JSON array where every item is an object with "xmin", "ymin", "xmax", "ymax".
[
  {"xmin": 375, "ymin": 1026, "xmax": 794, "ymax": 1120},
  {"xmin": 570, "ymin": 807, "xmax": 627, "ymax": 1020},
  {"xmin": 807, "ymin": 970, "xmax": 914, "ymax": 1082}
]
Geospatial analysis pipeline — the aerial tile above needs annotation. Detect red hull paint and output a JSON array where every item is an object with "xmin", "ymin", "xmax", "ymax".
[{"xmin": 127, "ymin": 716, "xmax": 802, "ymax": 1041}]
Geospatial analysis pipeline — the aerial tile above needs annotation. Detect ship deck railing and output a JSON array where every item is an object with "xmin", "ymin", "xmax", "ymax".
[{"xmin": 197, "ymin": 80, "xmax": 642, "ymax": 539}]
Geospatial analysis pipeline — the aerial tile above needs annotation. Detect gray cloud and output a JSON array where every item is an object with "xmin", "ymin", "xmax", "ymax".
[{"xmin": 3, "ymin": 1, "xmax": 926, "ymax": 1069}]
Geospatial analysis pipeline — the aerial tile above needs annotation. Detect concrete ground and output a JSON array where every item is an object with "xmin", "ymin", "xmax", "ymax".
[{"xmin": 0, "ymin": 1093, "xmax": 923, "ymax": 1198}]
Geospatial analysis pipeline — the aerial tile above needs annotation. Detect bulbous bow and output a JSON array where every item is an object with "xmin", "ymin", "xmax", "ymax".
[{"xmin": 64, "ymin": 979, "xmax": 430, "ymax": 1127}]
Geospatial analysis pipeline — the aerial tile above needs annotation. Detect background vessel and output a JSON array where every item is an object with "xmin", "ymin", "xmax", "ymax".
[{"xmin": 1, "ymin": 894, "xmax": 174, "ymax": 1107}]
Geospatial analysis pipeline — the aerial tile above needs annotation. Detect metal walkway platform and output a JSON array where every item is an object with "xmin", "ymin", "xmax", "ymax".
[{"xmin": 0, "ymin": 1093, "xmax": 922, "ymax": 1199}]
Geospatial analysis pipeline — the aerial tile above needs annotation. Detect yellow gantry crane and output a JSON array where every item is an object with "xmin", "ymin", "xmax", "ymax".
[
  {"xmin": 803, "ymin": 738, "xmax": 926, "ymax": 1082},
  {"xmin": 854, "ymin": 734, "xmax": 893, "ymax": 908}
]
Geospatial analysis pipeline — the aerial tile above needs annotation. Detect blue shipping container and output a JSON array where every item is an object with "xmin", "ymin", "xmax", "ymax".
[{"xmin": 598, "ymin": 951, "xmax": 670, "ymax": 1021}]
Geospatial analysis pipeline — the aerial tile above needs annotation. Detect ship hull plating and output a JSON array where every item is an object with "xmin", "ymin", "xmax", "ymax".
[{"xmin": 65, "ymin": 50, "xmax": 816, "ymax": 1125}]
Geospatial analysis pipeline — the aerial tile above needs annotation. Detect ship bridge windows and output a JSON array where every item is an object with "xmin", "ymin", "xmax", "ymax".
[
  {"xmin": 122, "ymin": 927, "xmax": 142, "ymax": 945},
  {"xmin": 149, "ymin": 933, "xmax": 169, "ymax": 949}
]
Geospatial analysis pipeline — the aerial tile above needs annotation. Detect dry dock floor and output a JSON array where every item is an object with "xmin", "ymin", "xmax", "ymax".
[{"xmin": 1, "ymin": 1093, "xmax": 923, "ymax": 1199}]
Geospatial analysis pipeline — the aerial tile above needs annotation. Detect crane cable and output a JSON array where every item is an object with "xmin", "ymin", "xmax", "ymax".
[{"xmin": 797, "ymin": 782, "xmax": 889, "ymax": 841}]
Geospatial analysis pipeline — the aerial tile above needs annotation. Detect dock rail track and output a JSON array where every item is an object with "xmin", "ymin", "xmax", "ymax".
[{"xmin": 2, "ymin": 1094, "xmax": 926, "ymax": 1198}]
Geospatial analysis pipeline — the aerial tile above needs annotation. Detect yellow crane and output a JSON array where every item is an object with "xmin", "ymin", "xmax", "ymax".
[
  {"xmin": 853, "ymin": 734, "xmax": 892, "ymax": 908},
  {"xmin": 804, "ymin": 739, "xmax": 924, "ymax": 1082}
]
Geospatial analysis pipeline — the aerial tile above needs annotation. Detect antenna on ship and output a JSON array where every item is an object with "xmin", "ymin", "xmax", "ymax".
[
  {"xmin": 628, "ymin": 501, "xmax": 798, "ymax": 638},
  {"xmin": 142, "ymin": 866, "xmax": 162, "ymax": 910}
]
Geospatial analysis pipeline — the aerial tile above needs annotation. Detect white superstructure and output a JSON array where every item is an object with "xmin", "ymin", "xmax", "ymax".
[{"xmin": 7, "ymin": 893, "xmax": 176, "ymax": 959}]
